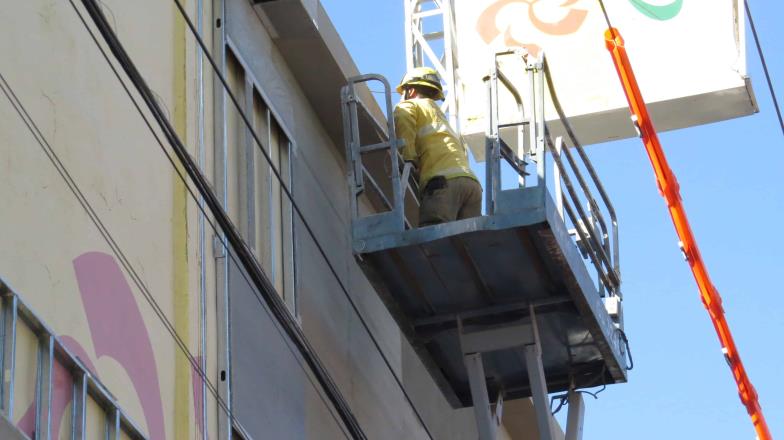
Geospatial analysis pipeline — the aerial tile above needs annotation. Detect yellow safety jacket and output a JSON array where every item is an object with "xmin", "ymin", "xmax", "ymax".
[{"xmin": 393, "ymin": 98, "xmax": 478, "ymax": 189}]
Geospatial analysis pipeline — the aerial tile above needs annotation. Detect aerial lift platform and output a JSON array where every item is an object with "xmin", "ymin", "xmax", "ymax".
[{"xmin": 341, "ymin": 52, "xmax": 629, "ymax": 440}]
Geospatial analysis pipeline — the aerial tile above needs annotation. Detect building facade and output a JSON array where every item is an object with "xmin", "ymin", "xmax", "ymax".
[{"xmin": 0, "ymin": 0, "xmax": 560, "ymax": 439}]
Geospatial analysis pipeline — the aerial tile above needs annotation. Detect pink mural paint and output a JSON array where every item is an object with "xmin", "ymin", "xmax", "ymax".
[
  {"xmin": 16, "ymin": 251, "xmax": 208, "ymax": 438},
  {"xmin": 71, "ymin": 251, "xmax": 166, "ymax": 439},
  {"xmin": 16, "ymin": 359, "xmax": 74, "ymax": 439}
]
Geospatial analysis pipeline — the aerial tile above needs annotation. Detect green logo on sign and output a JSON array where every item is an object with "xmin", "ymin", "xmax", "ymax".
[{"xmin": 629, "ymin": 0, "xmax": 683, "ymax": 20}]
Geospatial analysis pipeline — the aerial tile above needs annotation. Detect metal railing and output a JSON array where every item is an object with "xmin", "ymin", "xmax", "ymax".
[
  {"xmin": 341, "ymin": 75, "xmax": 420, "ymax": 235},
  {"xmin": 484, "ymin": 49, "xmax": 539, "ymax": 214},
  {"xmin": 340, "ymin": 56, "xmax": 620, "ymax": 298},
  {"xmin": 0, "ymin": 278, "xmax": 147, "ymax": 440},
  {"xmin": 484, "ymin": 52, "xmax": 621, "ymax": 298}
]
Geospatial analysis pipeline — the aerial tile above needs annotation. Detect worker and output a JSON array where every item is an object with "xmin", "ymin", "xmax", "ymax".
[{"xmin": 393, "ymin": 67, "xmax": 482, "ymax": 226}]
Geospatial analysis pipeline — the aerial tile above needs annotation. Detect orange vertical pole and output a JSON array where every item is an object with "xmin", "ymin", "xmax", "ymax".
[{"xmin": 604, "ymin": 28, "xmax": 772, "ymax": 440}]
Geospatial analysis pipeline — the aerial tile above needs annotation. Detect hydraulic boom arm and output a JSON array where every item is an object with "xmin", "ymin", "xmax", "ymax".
[{"xmin": 603, "ymin": 28, "xmax": 772, "ymax": 440}]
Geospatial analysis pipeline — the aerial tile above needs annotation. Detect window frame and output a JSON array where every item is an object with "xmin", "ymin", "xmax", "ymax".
[{"xmin": 224, "ymin": 38, "xmax": 298, "ymax": 317}]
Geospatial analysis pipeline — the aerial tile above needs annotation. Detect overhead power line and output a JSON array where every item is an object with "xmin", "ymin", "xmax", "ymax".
[
  {"xmin": 0, "ymin": 2, "xmax": 358, "ymax": 439},
  {"xmin": 64, "ymin": 2, "xmax": 361, "ymax": 437},
  {"xmin": 3, "ymin": 44, "xmax": 361, "ymax": 439},
  {"xmin": 745, "ymin": 0, "xmax": 784, "ymax": 137},
  {"xmin": 0, "ymin": 71, "xmax": 268, "ymax": 438},
  {"xmin": 166, "ymin": 0, "xmax": 436, "ymax": 437},
  {"xmin": 67, "ymin": 0, "xmax": 437, "ymax": 438},
  {"xmin": 70, "ymin": 0, "xmax": 367, "ymax": 437}
]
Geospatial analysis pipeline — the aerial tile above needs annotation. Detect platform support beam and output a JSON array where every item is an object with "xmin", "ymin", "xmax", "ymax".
[
  {"xmin": 565, "ymin": 390, "xmax": 585, "ymax": 440},
  {"xmin": 459, "ymin": 308, "xmax": 560, "ymax": 440},
  {"xmin": 523, "ymin": 312, "xmax": 556, "ymax": 440},
  {"xmin": 464, "ymin": 352, "xmax": 497, "ymax": 440}
]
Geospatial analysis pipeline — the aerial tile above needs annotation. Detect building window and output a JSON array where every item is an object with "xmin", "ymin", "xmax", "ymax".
[{"xmin": 225, "ymin": 47, "xmax": 296, "ymax": 313}]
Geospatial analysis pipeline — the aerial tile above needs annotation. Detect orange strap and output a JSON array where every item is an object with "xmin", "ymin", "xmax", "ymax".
[{"xmin": 604, "ymin": 28, "xmax": 772, "ymax": 440}]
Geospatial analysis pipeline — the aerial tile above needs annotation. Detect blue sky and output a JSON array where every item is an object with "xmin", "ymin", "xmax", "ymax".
[{"xmin": 321, "ymin": 0, "xmax": 783, "ymax": 438}]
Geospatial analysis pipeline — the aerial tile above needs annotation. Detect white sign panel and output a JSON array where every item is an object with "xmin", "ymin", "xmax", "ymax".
[{"xmin": 455, "ymin": 0, "xmax": 756, "ymax": 158}]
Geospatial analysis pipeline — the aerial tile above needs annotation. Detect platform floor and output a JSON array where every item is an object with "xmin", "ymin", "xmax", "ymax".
[{"xmin": 355, "ymin": 190, "xmax": 628, "ymax": 408}]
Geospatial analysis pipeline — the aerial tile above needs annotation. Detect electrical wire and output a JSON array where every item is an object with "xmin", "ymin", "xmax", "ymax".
[
  {"xmin": 163, "ymin": 1, "xmax": 435, "ymax": 437},
  {"xmin": 0, "ymin": 67, "xmax": 354, "ymax": 440},
  {"xmin": 0, "ymin": 71, "xmax": 262, "ymax": 438},
  {"xmin": 617, "ymin": 328, "xmax": 634, "ymax": 371},
  {"xmin": 69, "ymin": 2, "xmax": 361, "ymax": 438},
  {"xmin": 16, "ymin": 1, "xmax": 360, "ymax": 438},
  {"xmin": 68, "ymin": 4, "xmax": 356, "ymax": 437},
  {"xmin": 70, "ymin": 0, "xmax": 434, "ymax": 437},
  {"xmin": 549, "ymin": 365, "xmax": 607, "ymax": 415},
  {"xmin": 745, "ymin": 0, "xmax": 784, "ymax": 137}
]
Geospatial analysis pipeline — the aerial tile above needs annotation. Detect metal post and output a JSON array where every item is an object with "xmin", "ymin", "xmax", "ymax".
[
  {"xmin": 383, "ymin": 77, "xmax": 406, "ymax": 230},
  {"xmin": 527, "ymin": 62, "xmax": 538, "ymax": 177},
  {"xmin": 72, "ymin": 373, "xmax": 87, "ymax": 440},
  {"xmin": 196, "ymin": 0, "xmax": 209, "ymax": 435},
  {"xmin": 404, "ymin": 0, "xmax": 461, "ymax": 131},
  {"xmin": 347, "ymin": 83, "xmax": 364, "ymax": 196},
  {"xmin": 484, "ymin": 74, "xmax": 495, "ymax": 214},
  {"xmin": 341, "ymin": 86, "xmax": 360, "ymax": 222},
  {"xmin": 532, "ymin": 62, "xmax": 546, "ymax": 185},
  {"xmin": 463, "ymin": 353, "xmax": 497, "ymax": 440},
  {"xmin": 0, "ymin": 294, "xmax": 17, "ymax": 417},
  {"xmin": 35, "ymin": 335, "xmax": 54, "ymax": 440},
  {"xmin": 525, "ymin": 307, "xmax": 555, "ymax": 440},
  {"xmin": 565, "ymin": 390, "xmax": 585, "ymax": 440},
  {"xmin": 490, "ymin": 63, "xmax": 502, "ymax": 210},
  {"xmin": 107, "ymin": 408, "xmax": 121, "ymax": 440},
  {"xmin": 554, "ymin": 137, "xmax": 564, "ymax": 220},
  {"xmin": 243, "ymin": 75, "xmax": 257, "ymax": 247},
  {"xmin": 212, "ymin": 0, "xmax": 232, "ymax": 438},
  {"xmin": 404, "ymin": 0, "xmax": 415, "ymax": 71},
  {"xmin": 442, "ymin": 0, "xmax": 460, "ymax": 131}
]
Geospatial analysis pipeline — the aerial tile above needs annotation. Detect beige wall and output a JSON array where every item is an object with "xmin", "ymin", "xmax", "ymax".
[
  {"xmin": 0, "ymin": 0, "xmax": 217, "ymax": 438},
  {"xmin": 0, "ymin": 0, "xmax": 553, "ymax": 439}
]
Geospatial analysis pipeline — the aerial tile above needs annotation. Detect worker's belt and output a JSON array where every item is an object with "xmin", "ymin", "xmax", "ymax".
[{"xmin": 422, "ymin": 176, "xmax": 447, "ymax": 196}]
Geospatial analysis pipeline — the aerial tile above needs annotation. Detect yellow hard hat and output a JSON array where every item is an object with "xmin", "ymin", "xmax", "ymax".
[{"xmin": 397, "ymin": 67, "xmax": 445, "ymax": 100}]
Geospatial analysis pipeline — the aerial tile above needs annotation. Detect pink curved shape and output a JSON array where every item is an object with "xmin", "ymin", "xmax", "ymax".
[
  {"xmin": 73, "ymin": 252, "xmax": 166, "ymax": 440},
  {"xmin": 477, "ymin": 0, "xmax": 588, "ymax": 44},
  {"xmin": 527, "ymin": 1, "xmax": 587, "ymax": 35}
]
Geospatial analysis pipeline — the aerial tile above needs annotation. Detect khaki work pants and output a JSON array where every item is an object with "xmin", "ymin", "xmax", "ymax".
[{"xmin": 419, "ymin": 176, "xmax": 482, "ymax": 226}]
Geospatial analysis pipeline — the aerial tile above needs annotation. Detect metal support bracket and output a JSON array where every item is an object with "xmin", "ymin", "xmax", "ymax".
[
  {"xmin": 458, "ymin": 307, "xmax": 555, "ymax": 440},
  {"xmin": 565, "ymin": 390, "xmax": 585, "ymax": 440}
]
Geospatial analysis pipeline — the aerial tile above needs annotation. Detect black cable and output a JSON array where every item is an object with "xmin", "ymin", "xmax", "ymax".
[
  {"xmin": 745, "ymin": 0, "xmax": 784, "ymax": 137},
  {"xmin": 550, "ymin": 365, "xmax": 608, "ymax": 415},
  {"xmin": 617, "ymin": 328, "xmax": 634, "ymax": 370},
  {"xmin": 164, "ymin": 1, "xmax": 435, "ymax": 437},
  {"xmin": 73, "ymin": 0, "xmax": 434, "ymax": 435},
  {"xmin": 71, "ymin": 0, "xmax": 367, "ymax": 437},
  {"xmin": 550, "ymin": 394, "xmax": 568, "ymax": 415},
  {"xmin": 61, "ymin": 3, "xmax": 354, "ymax": 437},
  {"xmin": 596, "ymin": 0, "xmax": 618, "ymax": 39},
  {"xmin": 0, "ymin": 69, "xmax": 353, "ymax": 440},
  {"xmin": 75, "ymin": 0, "xmax": 433, "ymax": 435}
]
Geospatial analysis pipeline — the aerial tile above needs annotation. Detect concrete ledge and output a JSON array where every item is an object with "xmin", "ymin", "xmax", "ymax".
[{"xmin": 252, "ymin": 0, "xmax": 387, "ymax": 152}]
